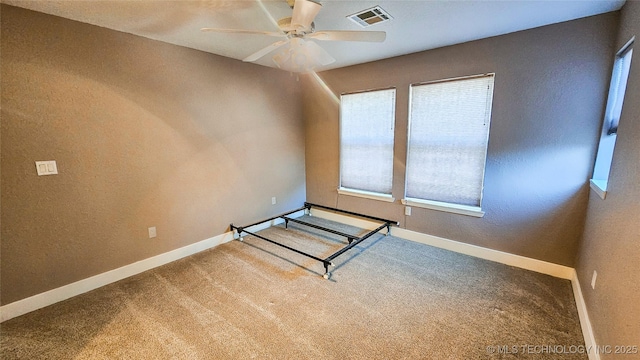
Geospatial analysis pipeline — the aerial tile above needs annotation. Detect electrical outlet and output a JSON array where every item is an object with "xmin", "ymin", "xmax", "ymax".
[
  {"xmin": 148, "ymin": 226, "xmax": 157, "ymax": 238},
  {"xmin": 272, "ymin": 197, "xmax": 277, "ymax": 205},
  {"xmin": 405, "ymin": 206, "xmax": 412, "ymax": 216},
  {"xmin": 591, "ymin": 270, "xmax": 597, "ymax": 289}
]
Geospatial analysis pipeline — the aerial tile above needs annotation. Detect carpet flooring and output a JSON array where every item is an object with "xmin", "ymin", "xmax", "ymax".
[{"xmin": 0, "ymin": 216, "xmax": 586, "ymax": 359}]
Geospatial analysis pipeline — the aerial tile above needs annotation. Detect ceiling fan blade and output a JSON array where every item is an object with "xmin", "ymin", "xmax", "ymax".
[
  {"xmin": 291, "ymin": 0, "xmax": 322, "ymax": 31},
  {"xmin": 243, "ymin": 39, "xmax": 289, "ymax": 62},
  {"xmin": 303, "ymin": 40, "xmax": 336, "ymax": 66},
  {"xmin": 201, "ymin": 28, "xmax": 284, "ymax": 37},
  {"xmin": 307, "ymin": 30, "xmax": 386, "ymax": 42}
]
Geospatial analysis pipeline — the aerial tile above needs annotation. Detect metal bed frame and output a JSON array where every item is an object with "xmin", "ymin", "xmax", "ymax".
[{"xmin": 230, "ymin": 202, "xmax": 398, "ymax": 279}]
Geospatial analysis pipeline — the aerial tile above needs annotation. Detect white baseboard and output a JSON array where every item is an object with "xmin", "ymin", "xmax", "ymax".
[
  {"xmin": 0, "ymin": 232, "xmax": 234, "ymax": 323},
  {"xmin": 310, "ymin": 207, "xmax": 599, "ymax": 354},
  {"xmin": 392, "ymin": 227, "xmax": 575, "ymax": 279},
  {"xmin": 311, "ymin": 208, "xmax": 573, "ymax": 279},
  {"xmin": 0, "ymin": 210, "xmax": 306, "ymax": 323},
  {"xmin": 571, "ymin": 270, "xmax": 600, "ymax": 360}
]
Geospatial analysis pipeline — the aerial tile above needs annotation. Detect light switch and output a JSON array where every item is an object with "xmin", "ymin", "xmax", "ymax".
[{"xmin": 35, "ymin": 161, "xmax": 58, "ymax": 176}]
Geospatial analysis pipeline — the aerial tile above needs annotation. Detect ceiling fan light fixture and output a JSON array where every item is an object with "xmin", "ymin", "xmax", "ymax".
[{"xmin": 272, "ymin": 38, "xmax": 335, "ymax": 73}]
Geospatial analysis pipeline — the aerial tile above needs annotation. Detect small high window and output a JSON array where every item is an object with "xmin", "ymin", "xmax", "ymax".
[{"xmin": 591, "ymin": 37, "xmax": 634, "ymax": 199}]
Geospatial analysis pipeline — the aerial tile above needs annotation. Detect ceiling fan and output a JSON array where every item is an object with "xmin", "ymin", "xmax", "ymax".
[{"xmin": 201, "ymin": 0, "xmax": 386, "ymax": 72}]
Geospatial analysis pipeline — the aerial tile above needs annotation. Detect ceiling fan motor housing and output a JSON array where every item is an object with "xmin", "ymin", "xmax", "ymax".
[{"xmin": 278, "ymin": 16, "xmax": 314, "ymax": 35}]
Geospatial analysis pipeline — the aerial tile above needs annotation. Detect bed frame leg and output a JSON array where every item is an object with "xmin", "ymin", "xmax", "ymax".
[
  {"xmin": 232, "ymin": 224, "xmax": 244, "ymax": 242},
  {"xmin": 322, "ymin": 262, "xmax": 333, "ymax": 280}
]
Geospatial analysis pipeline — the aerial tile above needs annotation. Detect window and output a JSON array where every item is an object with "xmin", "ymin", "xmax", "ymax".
[
  {"xmin": 339, "ymin": 88, "xmax": 396, "ymax": 202},
  {"xmin": 590, "ymin": 37, "xmax": 634, "ymax": 199},
  {"xmin": 404, "ymin": 74, "xmax": 495, "ymax": 217}
]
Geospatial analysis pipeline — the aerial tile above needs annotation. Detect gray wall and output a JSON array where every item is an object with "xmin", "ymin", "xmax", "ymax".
[
  {"xmin": 0, "ymin": 5, "xmax": 305, "ymax": 305},
  {"xmin": 576, "ymin": 1, "xmax": 640, "ymax": 355},
  {"xmin": 302, "ymin": 13, "xmax": 618, "ymax": 267}
]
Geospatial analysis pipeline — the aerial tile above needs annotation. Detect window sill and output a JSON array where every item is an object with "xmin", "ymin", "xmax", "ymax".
[
  {"xmin": 337, "ymin": 188, "xmax": 395, "ymax": 203},
  {"xmin": 401, "ymin": 198, "xmax": 485, "ymax": 218},
  {"xmin": 589, "ymin": 179, "xmax": 607, "ymax": 200}
]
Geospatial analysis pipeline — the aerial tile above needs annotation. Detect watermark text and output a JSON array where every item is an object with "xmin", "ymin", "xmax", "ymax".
[{"xmin": 486, "ymin": 344, "xmax": 638, "ymax": 355}]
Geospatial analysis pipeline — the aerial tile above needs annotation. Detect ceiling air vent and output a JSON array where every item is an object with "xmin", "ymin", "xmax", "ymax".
[{"xmin": 347, "ymin": 6, "xmax": 392, "ymax": 28}]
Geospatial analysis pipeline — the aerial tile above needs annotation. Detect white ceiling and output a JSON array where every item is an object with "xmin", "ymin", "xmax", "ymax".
[{"xmin": 3, "ymin": 0, "xmax": 626, "ymax": 72}]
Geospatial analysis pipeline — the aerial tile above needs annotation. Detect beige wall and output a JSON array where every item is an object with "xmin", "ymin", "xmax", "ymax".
[
  {"xmin": 302, "ymin": 13, "xmax": 619, "ymax": 267},
  {"xmin": 0, "ymin": 5, "xmax": 305, "ymax": 305},
  {"xmin": 576, "ymin": 1, "xmax": 640, "ymax": 355}
]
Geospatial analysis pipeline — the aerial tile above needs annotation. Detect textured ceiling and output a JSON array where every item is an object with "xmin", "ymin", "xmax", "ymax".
[{"xmin": 3, "ymin": 0, "xmax": 626, "ymax": 72}]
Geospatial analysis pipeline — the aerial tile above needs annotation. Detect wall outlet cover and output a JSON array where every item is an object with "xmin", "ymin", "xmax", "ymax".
[{"xmin": 35, "ymin": 161, "xmax": 58, "ymax": 176}]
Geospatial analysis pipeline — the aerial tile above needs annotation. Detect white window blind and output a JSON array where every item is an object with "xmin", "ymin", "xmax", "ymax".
[
  {"xmin": 406, "ymin": 74, "xmax": 494, "ymax": 208},
  {"xmin": 340, "ymin": 88, "xmax": 396, "ymax": 195},
  {"xmin": 605, "ymin": 45, "xmax": 633, "ymax": 135}
]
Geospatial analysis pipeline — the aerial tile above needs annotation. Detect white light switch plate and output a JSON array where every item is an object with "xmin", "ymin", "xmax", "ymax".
[
  {"xmin": 35, "ymin": 161, "xmax": 58, "ymax": 176},
  {"xmin": 148, "ymin": 227, "xmax": 157, "ymax": 238}
]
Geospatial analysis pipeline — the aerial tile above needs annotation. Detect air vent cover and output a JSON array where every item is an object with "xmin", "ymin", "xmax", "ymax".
[{"xmin": 347, "ymin": 6, "xmax": 392, "ymax": 28}]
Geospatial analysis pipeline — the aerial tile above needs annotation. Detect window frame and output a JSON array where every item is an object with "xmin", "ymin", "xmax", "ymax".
[
  {"xmin": 590, "ymin": 36, "xmax": 634, "ymax": 199},
  {"xmin": 338, "ymin": 87, "xmax": 397, "ymax": 202},
  {"xmin": 403, "ymin": 73, "xmax": 495, "ymax": 217}
]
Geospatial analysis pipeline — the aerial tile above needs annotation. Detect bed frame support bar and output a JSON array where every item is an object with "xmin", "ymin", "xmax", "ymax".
[
  {"xmin": 282, "ymin": 216, "xmax": 357, "ymax": 243},
  {"xmin": 325, "ymin": 223, "xmax": 388, "ymax": 263},
  {"xmin": 230, "ymin": 224, "xmax": 334, "ymax": 268},
  {"xmin": 239, "ymin": 206, "xmax": 308, "ymax": 230},
  {"xmin": 304, "ymin": 202, "xmax": 399, "ymax": 226}
]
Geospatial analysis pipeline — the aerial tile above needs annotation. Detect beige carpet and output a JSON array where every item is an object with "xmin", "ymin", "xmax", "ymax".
[{"xmin": 1, "ymin": 216, "xmax": 586, "ymax": 359}]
